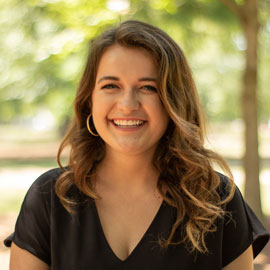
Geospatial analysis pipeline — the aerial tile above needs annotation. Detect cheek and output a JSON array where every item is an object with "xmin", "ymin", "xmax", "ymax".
[
  {"xmin": 155, "ymin": 105, "xmax": 169, "ymax": 132},
  {"xmin": 91, "ymin": 92, "xmax": 104, "ymax": 126},
  {"xmin": 92, "ymin": 93, "xmax": 115, "ymax": 125},
  {"xmin": 92, "ymin": 91, "xmax": 106, "ymax": 114},
  {"xmin": 150, "ymin": 98, "xmax": 169, "ymax": 122}
]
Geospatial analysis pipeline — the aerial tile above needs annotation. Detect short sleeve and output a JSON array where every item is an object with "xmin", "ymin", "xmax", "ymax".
[
  {"xmin": 222, "ymin": 185, "xmax": 270, "ymax": 267},
  {"xmin": 4, "ymin": 168, "xmax": 61, "ymax": 266}
]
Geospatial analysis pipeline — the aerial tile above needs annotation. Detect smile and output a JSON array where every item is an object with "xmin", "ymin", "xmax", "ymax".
[{"xmin": 111, "ymin": 119, "xmax": 146, "ymax": 128}]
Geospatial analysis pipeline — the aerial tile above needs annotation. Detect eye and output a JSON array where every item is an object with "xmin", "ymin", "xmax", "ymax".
[
  {"xmin": 141, "ymin": 85, "xmax": 157, "ymax": 92},
  {"xmin": 101, "ymin": 84, "xmax": 119, "ymax": 89}
]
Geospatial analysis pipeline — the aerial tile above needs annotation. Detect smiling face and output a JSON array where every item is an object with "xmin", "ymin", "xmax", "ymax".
[{"xmin": 91, "ymin": 44, "xmax": 169, "ymax": 157}]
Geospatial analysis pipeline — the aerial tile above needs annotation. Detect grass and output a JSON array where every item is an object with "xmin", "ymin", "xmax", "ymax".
[{"xmin": 0, "ymin": 158, "xmax": 58, "ymax": 168}]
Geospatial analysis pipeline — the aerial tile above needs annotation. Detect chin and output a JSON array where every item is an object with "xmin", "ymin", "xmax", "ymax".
[
  {"xmin": 118, "ymin": 146, "xmax": 146, "ymax": 155},
  {"xmin": 109, "ymin": 143, "xmax": 152, "ymax": 156}
]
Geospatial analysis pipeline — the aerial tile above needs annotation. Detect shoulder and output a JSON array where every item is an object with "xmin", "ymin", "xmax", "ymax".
[
  {"xmin": 214, "ymin": 171, "xmax": 251, "ymax": 214},
  {"xmin": 27, "ymin": 167, "xmax": 64, "ymax": 194},
  {"xmin": 7, "ymin": 168, "xmax": 65, "ymax": 264},
  {"xmin": 31, "ymin": 167, "xmax": 64, "ymax": 187},
  {"xmin": 214, "ymin": 171, "xmax": 235, "ymax": 201},
  {"xmin": 21, "ymin": 168, "xmax": 65, "ymax": 209},
  {"xmin": 26, "ymin": 167, "xmax": 89, "ymax": 210},
  {"xmin": 213, "ymin": 175, "xmax": 270, "ymax": 265}
]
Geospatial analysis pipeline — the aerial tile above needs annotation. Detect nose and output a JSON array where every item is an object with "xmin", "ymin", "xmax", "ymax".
[{"xmin": 117, "ymin": 89, "xmax": 140, "ymax": 113}]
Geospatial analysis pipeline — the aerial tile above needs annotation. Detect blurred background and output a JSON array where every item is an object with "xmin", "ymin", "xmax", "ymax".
[{"xmin": 0, "ymin": 0, "xmax": 269, "ymax": 269}]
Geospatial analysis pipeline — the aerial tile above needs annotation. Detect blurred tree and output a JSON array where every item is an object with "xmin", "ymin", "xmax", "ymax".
[
  {"xmin": 221, "ymin": 0, "xmax": 264, "ymax": 221},
  {"xmin": 0, "ymin": 0, "xmax": 120, "ymax": 133},
  {"xmin": 1, "ymin": 0, "xmax": 269, "ymax": 127}
]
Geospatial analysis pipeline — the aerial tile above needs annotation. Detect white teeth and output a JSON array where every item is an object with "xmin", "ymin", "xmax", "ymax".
[{"xmin": 113, "ymin": 120, "xmax": 144, "ymax": 126}]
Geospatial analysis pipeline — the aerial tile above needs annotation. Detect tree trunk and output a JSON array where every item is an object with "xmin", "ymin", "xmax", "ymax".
[
  {"xmin": 221, "ymin": 0, "xmax": 264, "ymax": 221},
  {"xmin": 242, "ymin": 0, "xmax": 264, "ymax": 221}
]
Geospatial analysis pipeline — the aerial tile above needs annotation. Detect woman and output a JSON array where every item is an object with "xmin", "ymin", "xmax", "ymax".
[{"xmin": 6, "ymin": 20, "xmax": 269, "ymax": 270}]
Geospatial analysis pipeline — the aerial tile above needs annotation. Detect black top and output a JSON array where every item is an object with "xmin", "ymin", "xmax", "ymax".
[{"xmin": 4, "ymin": 168, "xmax": 270, "ymax": 270}]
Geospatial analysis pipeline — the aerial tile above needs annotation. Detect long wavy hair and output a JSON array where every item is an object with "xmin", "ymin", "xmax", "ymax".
[{"xmin": 56, "ymin": 20, "xmax": 235, "ymax": 253}]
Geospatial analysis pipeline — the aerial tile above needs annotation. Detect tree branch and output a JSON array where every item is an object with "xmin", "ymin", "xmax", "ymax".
[{"xmin": 220, "ymin": 0, "xmax": 245, "ymax": 23}]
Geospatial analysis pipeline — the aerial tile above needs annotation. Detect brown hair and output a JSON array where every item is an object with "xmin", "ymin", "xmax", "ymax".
[{"xmin": 56, "ymin": 20, "xmax": 235, "ymax": 253}]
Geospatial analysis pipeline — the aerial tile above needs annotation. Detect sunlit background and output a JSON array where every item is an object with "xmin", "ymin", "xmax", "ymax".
[{"xmin": 0, "ymin": 0, "xmax": 269, "ymax": 269}]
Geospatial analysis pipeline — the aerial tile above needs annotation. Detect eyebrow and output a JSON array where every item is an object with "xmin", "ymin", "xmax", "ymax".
[{"xmin": 97, "ymin": 76, "xmax": 157, "ymax": 84}]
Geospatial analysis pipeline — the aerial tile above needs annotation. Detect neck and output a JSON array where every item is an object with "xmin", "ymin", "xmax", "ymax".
[{"xmin": 94, "ymin": 148, "xmax": 159, "ymax": 196}]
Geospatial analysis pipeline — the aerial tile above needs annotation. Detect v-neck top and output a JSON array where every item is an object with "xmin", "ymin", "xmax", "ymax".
[{"xmin": 4, "ymin": 168, "xmax": 270, "ymax": 270}]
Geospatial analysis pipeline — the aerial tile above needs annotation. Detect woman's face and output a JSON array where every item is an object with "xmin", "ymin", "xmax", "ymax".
[{"xmin": 91, "ymin": 44, "xmax": 169, "ymax": 156}]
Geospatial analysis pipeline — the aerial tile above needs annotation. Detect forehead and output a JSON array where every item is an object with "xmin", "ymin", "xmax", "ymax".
[{"xmin": 96, "ymin": 44, "xmax": 157, "ymax": 78}]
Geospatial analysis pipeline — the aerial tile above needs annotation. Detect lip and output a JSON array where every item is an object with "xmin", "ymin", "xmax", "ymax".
[
  {"xmin": 109, "ymin": 118, "xmax": 147, "ymax": 121},
  {"xmin": 109, "ymin": 119, "xmax": 147, "ymax": 131}
]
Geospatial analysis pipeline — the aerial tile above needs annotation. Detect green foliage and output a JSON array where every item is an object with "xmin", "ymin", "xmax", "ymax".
[{"xmin": 0, "ymin": 0, "xmax": 269, "ymax": 130}]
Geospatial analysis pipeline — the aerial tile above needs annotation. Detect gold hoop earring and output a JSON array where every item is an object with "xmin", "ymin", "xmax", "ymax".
[{"xmin": 86, "ymin": 114, "xmax": 99, "ymax": 136}]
